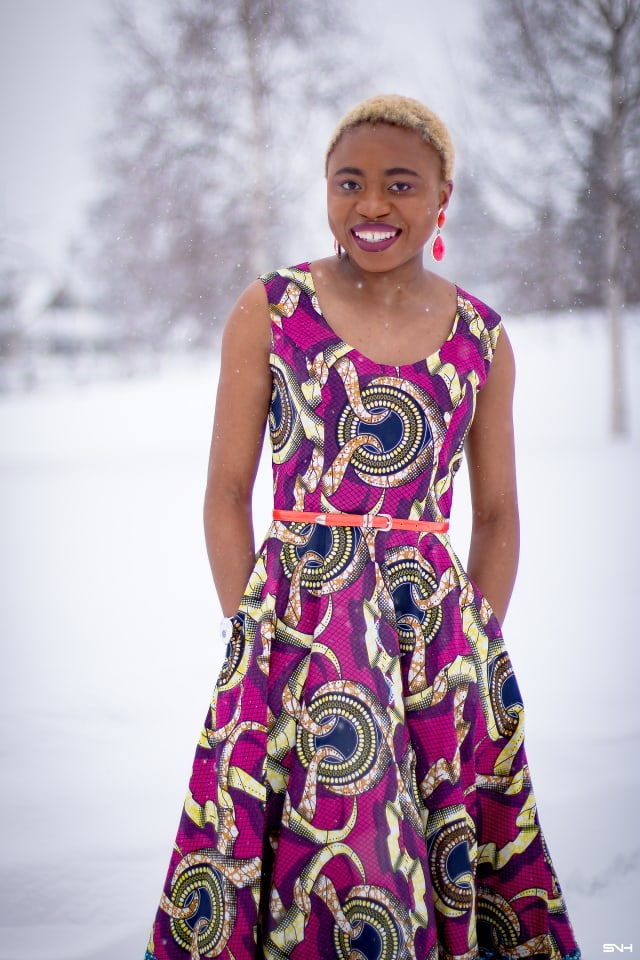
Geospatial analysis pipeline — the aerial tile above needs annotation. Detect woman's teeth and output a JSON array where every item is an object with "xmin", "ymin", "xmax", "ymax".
[{"xmin": 354, "ymin": 229, "xmax": 398, "ymax": 242}]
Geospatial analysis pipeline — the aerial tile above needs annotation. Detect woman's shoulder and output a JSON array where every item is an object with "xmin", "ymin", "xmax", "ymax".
[
  {"xmin": 258, "ymin": 263, "xmax": 322, "ymax": 327},
  {"xmin": 260, "ymin": 262, "xmax": 312, "ymax": 291},
  {"xmin": 453, "ymin": 285, "xmax": 504, "ymax": 376},
  {"xmin": 455, "ymin": 285, "xmax": 502, "ymax": 331}
]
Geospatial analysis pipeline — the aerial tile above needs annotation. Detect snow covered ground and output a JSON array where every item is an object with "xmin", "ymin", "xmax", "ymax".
[{"xmin": 1, "ymin": 308, "xmax": 639, "ymax": 959}]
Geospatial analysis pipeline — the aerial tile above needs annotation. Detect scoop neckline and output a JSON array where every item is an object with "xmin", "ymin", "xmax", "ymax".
[{"xmin": 303, "ymin": 262, "xmax": 461, "ymax": 372}]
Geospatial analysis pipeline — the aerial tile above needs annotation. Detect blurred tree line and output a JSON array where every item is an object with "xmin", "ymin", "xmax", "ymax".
[
  {"xmin": 447, "ymin": 0, "xmax": 639, "ymax": 434},
  {"xmin": 456, "ymin": 0, "xmax": 640, "ymax": 303},
  {"xmin": 485, "ymin": 0, "xmax": 640, "ymax": 434},
  {"xmin": 86, "ymin": 0, "xmax": 366, "ymax": 349}
]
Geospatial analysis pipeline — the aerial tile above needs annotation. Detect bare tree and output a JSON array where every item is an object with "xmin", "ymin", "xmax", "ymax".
[
  {"xmin": 480, "ymin": 0, "xmax": 640, "ymax": 435},
  {"xmin": 0, "ymin": 237, "xmax": 24, "ymax": 361},
  {"xmin": 87, "ymin": 0, "xmax": 364, "ymax": 348},
  {"xmin": 571, "ymin": 126, "xmax": 640, "ymax": 307}
]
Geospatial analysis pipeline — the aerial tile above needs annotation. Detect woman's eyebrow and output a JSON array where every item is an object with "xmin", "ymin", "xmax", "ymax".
[
  {"xmin": 385, "ymin": 167, "xmax": 421, "ymax": 177},
  {"xmin": 332, "ymin": 165, "xmax": 422, "ymax": 178}
]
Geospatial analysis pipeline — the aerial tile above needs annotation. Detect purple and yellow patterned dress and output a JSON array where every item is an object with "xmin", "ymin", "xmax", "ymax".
[{"xmin": 147, "ymin": 264, "xmax": 580, "ymax": 960}]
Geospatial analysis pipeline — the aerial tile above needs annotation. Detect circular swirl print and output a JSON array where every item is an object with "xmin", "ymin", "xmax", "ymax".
[
  {"xmin": 269, "ymin": 358, "xmax": 305, "ymax": 464},
  {"xmin": 333, "ymin": 886, "xmax": 408, "ymax": 960},
  {"xmin": 488, "ymin": 651, "xmax": 523, "ymax": 737},
  {"xmin": 280, "ymin": 523, "xmax": 367, "ymax": 594},
  {"xmin": 429, "ymin": 820, "xmax": 474, "ymax": 912},
  {"xmin": 169, "ymin": 861, "xmax": 234, "ymax": 956},
  {"xmin": 477, "ymin": 889, "xmax": 520, "ymax": 950},
  {"xmin": 296, "ymin": 681, "xmax": 390, "ymax": 794},
  {"xmin": 385, "ymin": 550, "xmax": 442, "ymax": 653},
  {"xmin": 336, "ymin": 379, "xmax": 435, "ymax": 486}
]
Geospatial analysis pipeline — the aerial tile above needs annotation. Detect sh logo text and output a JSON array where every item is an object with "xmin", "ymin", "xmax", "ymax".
[{"xmin": 603, "ymin": 947, "xmax": 633, "ymax": 953}]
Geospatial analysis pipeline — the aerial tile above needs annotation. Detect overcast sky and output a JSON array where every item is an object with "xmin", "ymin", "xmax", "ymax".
[
  {"xmin": 0, "ymin": 0, "xmax": 112, "ymax": 275},
  {"xmin": 0, "ymin": 0, "xmax": 479, "ymax": 278}
]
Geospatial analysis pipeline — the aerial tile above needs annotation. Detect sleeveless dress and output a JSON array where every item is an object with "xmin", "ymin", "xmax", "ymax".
[{"xmin": 146, "ymin": 264, "xmax": 581, "ymax": 960}]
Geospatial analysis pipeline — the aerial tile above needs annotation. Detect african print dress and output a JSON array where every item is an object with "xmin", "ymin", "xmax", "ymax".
[{"xmin": 146, "ymin": 264, "xmax": 581, "ymax": 960}]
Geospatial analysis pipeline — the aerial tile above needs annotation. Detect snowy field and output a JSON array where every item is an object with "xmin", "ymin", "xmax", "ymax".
[{"xmin": 1, "ymin": 308, "xmax": 639, "ymax": 959}]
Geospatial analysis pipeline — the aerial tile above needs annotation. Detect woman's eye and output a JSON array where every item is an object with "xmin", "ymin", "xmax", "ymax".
[
  {"xmin": 390, "ymin": 182, "xmax": 412, "ymax": 193},
  {"xmin": 339, "ymin": 180, "xmax": 360, "ymax": 191}
]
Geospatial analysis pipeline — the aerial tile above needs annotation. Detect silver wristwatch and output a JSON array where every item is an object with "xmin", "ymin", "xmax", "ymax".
[{"xmin": 220, "ymin": 617, "xmax": 234, "ymax": 643}]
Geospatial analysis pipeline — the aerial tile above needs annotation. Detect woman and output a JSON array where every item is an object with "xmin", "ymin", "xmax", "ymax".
[{"xmin": 146, "ymin": 94, "xmax": 581, "ymax": 960}]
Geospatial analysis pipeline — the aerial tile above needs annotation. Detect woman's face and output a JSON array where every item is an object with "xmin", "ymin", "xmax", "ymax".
[{"xmin": 326, "ymin": 122, "xmax": 452, "ymax": 274}]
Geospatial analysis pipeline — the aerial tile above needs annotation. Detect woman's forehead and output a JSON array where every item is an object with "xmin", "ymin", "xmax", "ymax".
[{"xmin": 328, "ymin": 123, "xmax": 443, "ymax": 173}]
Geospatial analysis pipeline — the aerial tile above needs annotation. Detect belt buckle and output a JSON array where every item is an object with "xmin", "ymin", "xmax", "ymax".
[{"xmin": 365, "ymin": 513, "xmax": 392, "ymax": 531}]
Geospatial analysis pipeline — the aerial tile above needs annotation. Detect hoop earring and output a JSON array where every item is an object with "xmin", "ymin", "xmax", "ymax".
[
  {"xmin": 431, "ymin": 209, "xmax": 446, "ymax": 262},
  {"xmin": 333, "ymin": 238, "xmax": 343, "ymax": 260}
]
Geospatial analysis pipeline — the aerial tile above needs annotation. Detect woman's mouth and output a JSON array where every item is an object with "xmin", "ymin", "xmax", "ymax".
[{"xmin": 350, "ymin": 223, "xmax": 401, "ymax": 252}]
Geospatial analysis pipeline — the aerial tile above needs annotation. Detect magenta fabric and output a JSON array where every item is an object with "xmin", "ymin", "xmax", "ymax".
[{"xmin": 146, "ymin": 265, "xmax": 580, "ymax": 960}]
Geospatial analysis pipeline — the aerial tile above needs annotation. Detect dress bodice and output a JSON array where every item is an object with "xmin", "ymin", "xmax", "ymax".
[{"xmin": 263, "ymin": 264, "xmax": 502, "ymax": 522}]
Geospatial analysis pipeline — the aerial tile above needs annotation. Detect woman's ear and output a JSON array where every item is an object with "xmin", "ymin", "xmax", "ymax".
[{"xmin": 440, "ymin": 179, "xmax": 454, "ymax": 212}]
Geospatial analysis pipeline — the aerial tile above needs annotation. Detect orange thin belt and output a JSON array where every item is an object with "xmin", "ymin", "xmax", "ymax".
[{"xmin": 272, "ymin": 509, "xmax": 449, "ymax": 534}]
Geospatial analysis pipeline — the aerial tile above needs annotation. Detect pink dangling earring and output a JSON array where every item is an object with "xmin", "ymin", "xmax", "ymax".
[
  {"xmin": 431, "ymin": 209, "xmax": 446, "ymax": 262},
  {"xmin": 333, "ymin": 238, "xmax": 343, "ymax": 260}
]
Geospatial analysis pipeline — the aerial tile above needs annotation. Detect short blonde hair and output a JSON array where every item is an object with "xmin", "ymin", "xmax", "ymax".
[{"xmin": 325, "ymin": 94, "xmax": 455, "ymax": 181}]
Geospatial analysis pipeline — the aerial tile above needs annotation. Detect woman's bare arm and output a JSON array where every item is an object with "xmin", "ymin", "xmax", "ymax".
[
  {"xmin": 203, "ymin": 280, "xmax": 272, "ymax": 616},
  {"xmin": 464, "ymin": 327, "xmax": 519, "ymax": 624}
]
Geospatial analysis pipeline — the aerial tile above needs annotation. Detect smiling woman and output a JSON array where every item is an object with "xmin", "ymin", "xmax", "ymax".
[{"xmin": 145, "ymin": 94, "xmax": 582, "ymax": 960}]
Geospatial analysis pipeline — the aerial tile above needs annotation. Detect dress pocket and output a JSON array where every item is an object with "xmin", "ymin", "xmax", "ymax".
[{"xmin": 466, "ymin": 575, "xmax": 504, "ymax": 637}]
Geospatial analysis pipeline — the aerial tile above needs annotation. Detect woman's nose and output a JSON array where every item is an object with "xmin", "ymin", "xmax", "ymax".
[{"xmin": 355, "ymin": 187, "xmax": 391, "ymax": 218}]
